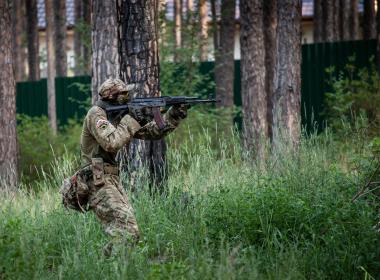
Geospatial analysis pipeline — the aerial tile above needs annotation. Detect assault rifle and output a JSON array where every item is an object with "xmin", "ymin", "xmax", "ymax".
[{"xmin": 104, "ymin": 96, "xmax": 218, "ymax": 129}]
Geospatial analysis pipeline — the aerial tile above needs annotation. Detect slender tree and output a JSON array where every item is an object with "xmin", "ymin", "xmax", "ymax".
[
  {"xmin": 117, "ymin": 0, "xmax": 167, "ymax": 188},
  {"xmin": 363, "ymin": 0, "xmax": 376, "ymax": 40},
  {"xmin": 53, "ymin": 0, "xmax": 67, "ymax": 77},
  {"xmin": 210, "ymin": 0, "xmax": 219, "ymax": 53},
  {"xmin": 174, "ymin": 0, "xmax": 182, "ymax": 61},
  {"xmin": 83, "ymin": 0, "xmax": 91, "ymax": 74},
  {"xmin": 214, "ymin": 0, "xmax": 235, "ymax": 108},
  {"xmin": 91, "ymin": 0, "xmax": 119, "ymax": 104},
  {"xmin": 26, "ymin": 0, "xmax": 40, "ymax": 80},
  {"xmin": 323, "ymin": 0, "xmax": 335, "ymax": 42},
  {"xmin": 12, "ymin": 0, "xmax": 27, "ymax": 81},
  {"xmin": 45, "ymin": 0, "xmax": 57, "ymax": 133},
  {"xmin": 74, "ymin": 0, "xmax": 83, "ymax": 75},
  {"xmin": 240, "ymin": 0, "xmax": 268, "ymax": 156},
  {"xmin": 0, "ymin": 0, "xmax": 18, "ymax": 188},
  {"xmin": 376, "ymin": 0, "xmax": 380, "ymax": 71},
  {"xmin": 313, "ymin": 0, "xmax": 323, "ymax": 42},
  {"xmin": 199, "ymin": 0, "xmax": 208, "ymax": 61},
  {"xmin": 272, "ymin": 0, "xmax": 301, "ymax": 149},
  {"xmin": 350, "ymin": 0, "xmax": 359, "ymax": 40},
  {"xmin": 341, "ymin": 0, "xmax": 351, "ymax": 40}
]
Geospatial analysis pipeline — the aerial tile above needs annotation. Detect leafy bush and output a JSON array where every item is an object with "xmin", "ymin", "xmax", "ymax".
[
  {"xmin": 17, "ymin": 115, "xmax": 82, "ymax": 183},
  {"xmin": 324, "ymin": 56, "xmax": 380, "ymax": 136}
]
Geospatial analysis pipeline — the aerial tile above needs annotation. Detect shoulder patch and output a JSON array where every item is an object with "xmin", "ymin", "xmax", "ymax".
[{"xmin": 96, "ymin": 119, "xmax": 109, "ymax": 129}]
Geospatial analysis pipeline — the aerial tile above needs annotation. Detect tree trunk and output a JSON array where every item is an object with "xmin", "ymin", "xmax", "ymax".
[
  {"xmin": 350, "ymin": 0, "xmax": 359, "ymax": 40},
  {"xmin": 118, "ymin": 0, "xmax": 167, "ymax": 189},
  {"xmin": 363, "ymin": 0, "xmax": 376, "ymax": 40},
  {"xmin": 340, "ymin": 0, "xmax": 351, "ymax": 40},
  {"xmin": 210, "ymin": 0, "xmax": 219, "ymax": 54},
  {"xmin": 74, "ymin": 0, "xmax": 83, "ymax": 75},
  {"xmin": 0, "ymin": 0, "xmax": 18, "ymax": 189},
  {"xmin": 91, "ymin": 0, "xmax": 119, "ymax": 104},
  {"xmin": 199, "ymin": 0, "xmax": 208, "ymax": 61},
  {"xmin": 215, "ymin": 0, "xmax": 235, "ymax": 108},
  {"xmin": 83, "ymin": 0, "xmax": 92, "ymax": 74},
  {"xmin": 323, "ymin": 0, "xmax": 335, "ymax": 42},
  {"xmin": 53, "ymin": 0, "xmax": 67, "ymax": 77},
  {"xmin": 313, "ymin": 0, "xmax": 323, "ymax": 42},
  {"xmin": 264, "ymin": 0, "xmax": 277, "ymax": 141},
  {"xmin": 12, "ymin": 0, "xmax": 27, "ymax": 81},
  {"xmin": 240, "ymin": 0, "xmax": 268, "ymax": 157},
  {"xmin": 333, "ymin": 0, "xmax": 341, "ymax": 40},
  {"xmin": 26, "ymin": 0, "xmax": 39, "ymax": 80},
  {"xmin": 272, "ymin": 0, "xmax": 301, "ymax": 149},
  {"xmin": 174, "ymin": 0, "xmax": 182, "ymax": 61},
  {"xmin": 376, "ymin": 0, "xmax": 380, "ymax": 71},
  {"xmin": 45, "ymin": 0, "xmax": 57, "ymax": 133}
]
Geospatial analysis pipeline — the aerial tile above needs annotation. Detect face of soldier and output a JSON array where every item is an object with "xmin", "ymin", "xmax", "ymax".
[{"xmin": 116, "ymin": 91, "xmax": 129, "ymax": 104}]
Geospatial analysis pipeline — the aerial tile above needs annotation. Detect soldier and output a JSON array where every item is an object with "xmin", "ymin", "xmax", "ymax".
[{"xmin": 61, "ymin": 78, "xmax": 187, "ymax": 255}]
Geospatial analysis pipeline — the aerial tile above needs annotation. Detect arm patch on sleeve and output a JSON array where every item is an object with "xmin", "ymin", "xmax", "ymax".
[{"xmin": 96, "ymin": 119, "xmax": 109, "ymax": 129}]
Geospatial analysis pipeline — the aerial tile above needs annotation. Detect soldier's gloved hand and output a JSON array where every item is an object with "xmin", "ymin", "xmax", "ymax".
[
  {"xmin": 169, "ymin": 104, "xmax": 190, "ymax": 120},
  {"xmin": 129, "ymin": 106, "xmax": 153, "ymax": 126}
]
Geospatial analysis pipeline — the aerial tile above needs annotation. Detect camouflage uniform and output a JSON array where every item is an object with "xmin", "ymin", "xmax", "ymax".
[{"xmin": 77, "ymin": 78, "xmax": 184, "ymax": 251}]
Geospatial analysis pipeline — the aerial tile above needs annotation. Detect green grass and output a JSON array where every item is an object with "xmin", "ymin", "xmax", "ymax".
[{"xmin": 1, "ymin": 121, "xmax": 379, "ymax": 279}]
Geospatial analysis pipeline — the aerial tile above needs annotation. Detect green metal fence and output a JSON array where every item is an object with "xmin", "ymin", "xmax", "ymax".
[{"xmin": 16, "ymin": 39, "xmax": 377, "ymax": 129}]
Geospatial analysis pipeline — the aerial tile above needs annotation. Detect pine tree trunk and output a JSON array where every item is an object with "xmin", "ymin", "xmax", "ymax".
[
  {"xmin": 215, "ymin": 0, "xmax": 235, "ymax": 108},
  {"xmin": 74, "ymin": 0, "xmax": 83, "ymax": 75},
  {"xmin": 376, "ymin": 0, "xmax": 380, "ymax": 71},
  {"xmin": 0, "ymin": 0, "xmax": 18, "ymax": 189},
  {"xmin": 174, "ymin": 0, "xmax": 182, "ymax": 61},
  {"xmin": 53, "ymin": 0, "xmax": 67, "ymax": 77},
  {"xmin": 91, "ymin": 0, "xmax": 119, "ymax": 104},
  {"xmin": 199, "ymin": 0, "xmax": 208, "ymax": 61},
  {"xmin": 264, "ymin": 0, "xmax": 277, "ymax": 140},
  {"xmin": 272, "ymin": 0, "xmax": 301, "ymax": 149},
  {"xmin": 333, "ymin": 0, "xmax": 341, "ymax": 40},
  {"xmin": 363, "ymin": 0, "xmax": 376, "ymax": 40},
  {"xmin": 12, "ymin": 0, "xmax": 27, "ymax": 81},
  {"xmin": 45, "ymin": 0, "xmax": 57, "ymax": 133},
  {"xmin": 118, "ymin": 0, "xmax": 167, "ymax": 189},
  {"xmin": 350, "ymin": 0, "xmax": 359, "ymax": 40},
  {"xmin": 341, "ymin": 0, "xmax": 351, "ymax": 40},
  {"xmin": 83, "ymin": 0, "xmax": 91, "ymax": 74},
  {"xmin": 210, "ymin": 0, "xmax": 219, "ymax": 53},
  {"xmin": 240, "ymin": 0, "xmax": 268, "ymax": 157},
  {"xmin": 26, "ymin": 0, "xmax": 39, "ymax": 80},
  {"xmin": 323, "ymin": 0, "xmax": 335, "ymax": 42},
  {"xmin": 313, "ymin": 0, "xmax": 323, "ymax": 42}
]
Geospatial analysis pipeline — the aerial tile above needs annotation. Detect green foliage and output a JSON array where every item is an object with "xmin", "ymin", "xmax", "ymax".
[
  {"xmin": 4, "ymin": 120, "xmax": 380, "ymax": 279},
  {"xmin": 17, "ymin": 115, "xmax": 82, "ymax": 183},
  {"xmin": 324, "ymin": 56, "xmax": 380, "ymax": 135}
]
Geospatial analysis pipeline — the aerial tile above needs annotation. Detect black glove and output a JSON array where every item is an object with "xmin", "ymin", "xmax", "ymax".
[
  {"xmin": 170, "ymin": 104, "xmax": 190, "ymax": 120},
  {"xmin": 129, "ymin": 106, "xmax": 153, "ymax": 125}
]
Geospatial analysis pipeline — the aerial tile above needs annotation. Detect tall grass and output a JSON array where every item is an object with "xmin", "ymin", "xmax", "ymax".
[{"xmin": 1, "ymin": 119, "xmax": 379, "ymax": 279}]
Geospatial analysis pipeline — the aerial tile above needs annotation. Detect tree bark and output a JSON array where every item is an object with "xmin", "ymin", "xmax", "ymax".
[
  {"xmin": 210, "ymin": 0, "xmax": 219, "ymax": 54},
  {"xmin": 45, "ymin": 0, "xmax": 57, "ymax": 133},
  {"xmin": 199, "ymin": 0, "xmax": 208, "ymax": 61},
  {"xmin": 333, "ymin": 0, "xmax": 341, "ymax": 40},
  {"xmin": 264, "ymin": 0, "xmax": 277, "ymax": 141},
  {"xmin": 173, "ymin": 0, "xmax": 182, "ymax": 61},
  {"xmin": 323, "ymin": 0, "xmax": 335, "ymax": 42},
  {"xmin": 215, "ymin": 0, "xmax": 235, "ymax": 108},
  {"xmin": 118, "ymin": 0, "xmax": 167, "ymax": 189},
  {"xmin": 26, "ymin": 0, "xmax": 40, "ymax": 80},
  {"xmin": 313, "ymin": 0, "xmax": 323, "ymax": 42},
  {"xmin": 83, "ymin": 0, "xmax": 91, "ymax": 74},
  {"xmin": 74, "ymin": 0, "xmax": 83, "ymax": 75},
  {"xmin": 12, "ymin": 0, "xmax": 27, "ymax": 81},
  {"xmin": 363, "ymin": 0, "xmax": 376, "ymax": 40},
  {"xmin": 91, "ymin": 0, "xmax": 119, "ymax": 104},
  {"xmin": 272, "ymin": 0, "xmax": 301, "ymax": 149},
  {"xmin": 376, "ymin": 0, "xmax": 380, "ymax": 71},
  {"xmin": 0, "ymin": 0, "xmax": 18, "ymax": 189},
  {"xmin": 240, "ymin": 0, "xmax": 268, "ymax": 157},
  {"xmin": 350, "ymin": 0, "xmax": 359, "ymax": 40},
  {"xmin": 53, "ymin": 0, "xmax": 67, "ymax": 77},
  {"xmin": 340, "ymin": 0, "xmax": 351, "ymax": 40}
]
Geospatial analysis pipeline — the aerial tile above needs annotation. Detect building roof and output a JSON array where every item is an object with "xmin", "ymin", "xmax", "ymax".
[{"xmin": 36, "ymin": 0, "xmax": 362, "ymax": 28}]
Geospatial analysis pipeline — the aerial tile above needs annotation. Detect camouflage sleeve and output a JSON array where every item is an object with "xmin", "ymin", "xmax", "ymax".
[
  {"xmin": 87, "ymin": 108, "xmax": 141, "ymax": 153},
  {"xmin": 133, "ymin": 107, "xmax": 181, "ymax": 140}
]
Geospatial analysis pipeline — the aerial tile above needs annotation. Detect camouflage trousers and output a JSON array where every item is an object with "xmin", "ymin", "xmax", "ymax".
[{"xmin": 88, "ymin": 174, "xmax": 140, "ymax": 244}]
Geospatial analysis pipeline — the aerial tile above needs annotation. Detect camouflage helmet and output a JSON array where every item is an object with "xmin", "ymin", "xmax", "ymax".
[{"xmin": 98, "ymin": 78, "xmax": 129, "ymax": 101}]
